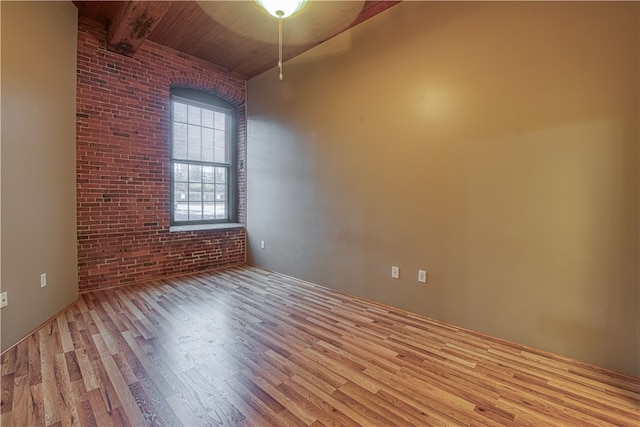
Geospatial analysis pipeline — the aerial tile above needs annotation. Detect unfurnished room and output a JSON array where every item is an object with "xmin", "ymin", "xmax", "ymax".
[{"xmin": 1, "ymin": 0, "xmax": 639, "ymax": 425}]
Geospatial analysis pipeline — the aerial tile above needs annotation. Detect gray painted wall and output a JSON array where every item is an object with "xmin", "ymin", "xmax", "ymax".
[
  {"xmin": 246, "ymin": 2, "xmax": 639, "ymax": 376},
  {"xmin": 1, "ymin": 1, "xmax": 78, "ymax": 351}
]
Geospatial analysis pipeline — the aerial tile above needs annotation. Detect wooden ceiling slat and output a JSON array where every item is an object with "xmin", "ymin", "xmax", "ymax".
[
  {"xmin": 172, "ymin": 2, "xmax": 226, "ymax": 53},
  {"xmin": 181, "ymin": 2, "xmax": 244, "ymax": 56},
  {"xmin": 234, "ymin": 50, "xmax": 280, "ymax": 78},
  {"xmin": 206, "ymin": 35, "xmax": 263, "ymax": 73},
  {"xmin": 151, "ymin": 2, "xmax": 204, "ymax": 47},
  {"xmin": 191, "ymin": 2, "xmax": 278, "ymax": 63},
  {"xmin": 148, "ymin": 2, "xmax": 191, "ymax": 41}
]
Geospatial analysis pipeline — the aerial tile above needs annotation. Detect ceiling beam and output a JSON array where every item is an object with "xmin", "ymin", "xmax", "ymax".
[{"xmin": 107, "ymin": 1, "xmax": 171, "ymax": 56}]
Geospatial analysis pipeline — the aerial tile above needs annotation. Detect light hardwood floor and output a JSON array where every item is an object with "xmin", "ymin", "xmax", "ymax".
[{"xmin": 1, "ymin": 265, "xmax": 638, "ymax": 426}]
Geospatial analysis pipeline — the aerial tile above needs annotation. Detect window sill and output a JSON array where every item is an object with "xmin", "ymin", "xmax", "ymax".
[{"xmin": 169, "ymin": 223, "xmax": 244, "ymax": 233}]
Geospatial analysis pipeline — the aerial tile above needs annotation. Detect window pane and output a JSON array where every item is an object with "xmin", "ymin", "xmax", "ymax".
[
  {"xmin": 188, "ymin": 105, "xmax": 201, "ymax": 125},
  {"xmin": 215, "ymin": 202, "xmax": 226, "ymax": 219},
  {"xmin": 173, "ymin": 102, "xmax": 188, "ymax": 123},
  {"xmin": 189, "ymin": 183, "xmax": 202, "ymax": 201},
  {"xmin": 174, "ymin": 203, "xmax": 188, "ymax": 222},
  {"xmin": 202, "ymin": 166, "xmax": 215, "ymax": 183},
  {"xmin": 188, "ymin": 202, "xmax": 202, "ymax": 221},
  {"xmin": 202, "ymin": 127, "xmax": 214, "ymax": 162},
  {"xmin": 174, "ymin": 182, "xmax": 188, "ymax": 200},
  {"xmin": 187, "ymin": 124, "xmax": 201, "ymax": 161},
  {"xmin": 203, "ymin": 202, "xmax": 215, "ymax": 220},
  {"xmin": 202, "ymin": 109, "xmax": 214, "ymax": 128},
  {"xmin": 215, "ymin": 167, "xmax": 226, "ymax": 184},
  {"xmin": 189, "ymin": 164, "xmax": 202, "ymax": 182},
  {"xmin": 203, "ymin": 184, "xmax": 215, "ymax": 201},
  {"xmin": 173, "ymin": 123, "xmax": 188, "ymax": 159},
  {"xmin": 214, "ymin": 130, "xmax": 227, "ymax": 163},
  {"xmin": 215, "ymin": 184, "xmax": 226, "ymax": 201},
  {"xmin": 174, "ymin": 163, "xmax": 188, "ymax": 182},
  {"xmin": 214, "ymin": 112, "xmax": 226, "ymax": 131}
]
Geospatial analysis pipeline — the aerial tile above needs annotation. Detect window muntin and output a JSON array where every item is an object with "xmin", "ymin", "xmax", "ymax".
[{"xmin": 170, "ymin": 93, "xmax": 235, "ymax": 225}]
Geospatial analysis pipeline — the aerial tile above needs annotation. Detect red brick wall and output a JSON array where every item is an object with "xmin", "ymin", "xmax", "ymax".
[{"xmin": 76, "ymin": 17, "xmax": 246, "ymax": 292}]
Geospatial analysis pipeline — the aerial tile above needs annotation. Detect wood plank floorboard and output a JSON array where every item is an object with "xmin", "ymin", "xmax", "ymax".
[{"xmin": 1, "ymin": 265, "xmax": 639, "ymax": 426}]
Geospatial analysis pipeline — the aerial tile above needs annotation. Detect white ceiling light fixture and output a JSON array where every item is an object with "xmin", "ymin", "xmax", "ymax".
[{"xmin": 257, "ymin": 0, "xmax": 307, "ymax": 80}]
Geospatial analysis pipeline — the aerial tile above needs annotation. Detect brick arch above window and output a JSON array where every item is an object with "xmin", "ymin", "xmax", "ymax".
[{"xmin": 167, "ymin": 72, "xmax": 245, "ymax": 108}]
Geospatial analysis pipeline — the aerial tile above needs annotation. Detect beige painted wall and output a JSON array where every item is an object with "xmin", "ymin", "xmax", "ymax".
[
  {"xmin": 247, "ymin": 2, "xmax": 640, "ymax": 376},
  {"xmin": 1, "ymin": 1, "xmax": 78, "ymax": 351}
]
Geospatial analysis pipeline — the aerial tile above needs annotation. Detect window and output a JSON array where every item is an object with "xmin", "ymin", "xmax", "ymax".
[{"xmin": 170, "ymin": 89, "xmax": 236, "ymax": 225}]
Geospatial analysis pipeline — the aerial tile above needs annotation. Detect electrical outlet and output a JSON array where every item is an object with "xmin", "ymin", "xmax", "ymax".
[
  {"xmin": 260, "ymin": 240, "xmax": 265, "ymax": 249},
  {"xmin": 391, "ymin": 266, "xmax": 400, "ymax": 279},
  {"xmin": 1, "ymin": 292, "xmax": 7, "ymax": 308},
  {"xmin": 41, "ymin": 273, "xmax": 47, "ymax": 288},
  {"xmin": 418, "ymin": 270, "xmax": 427, "ymax": 283}
]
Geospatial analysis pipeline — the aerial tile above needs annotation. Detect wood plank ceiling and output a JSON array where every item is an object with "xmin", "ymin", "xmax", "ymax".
[{"xmin": 73, "ymin": 1, "xmax": 401, "ymax": 79}]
